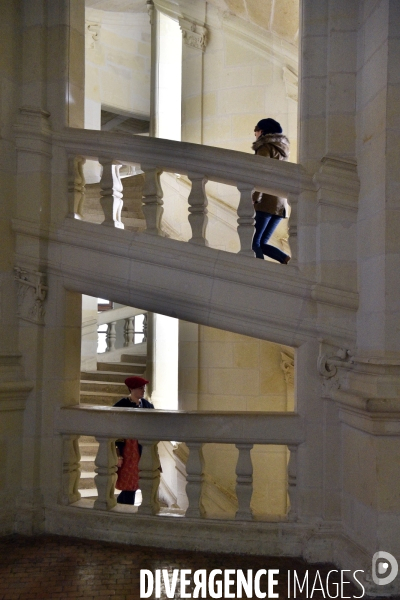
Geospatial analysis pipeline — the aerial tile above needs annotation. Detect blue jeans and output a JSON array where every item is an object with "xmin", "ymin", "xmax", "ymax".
[{"xmin": 252, "ymin": 211, "xmax": 289, "ymax": 263}]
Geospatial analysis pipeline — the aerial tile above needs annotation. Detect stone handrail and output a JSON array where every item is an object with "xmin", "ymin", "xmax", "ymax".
[
  {"xmin": 57, "ymin": 406, "xmax": 303, "ymax": 520},
  {"xmin": 60, "ymin": 127, "xmax": 314, "ymax": 259},
  {"xmin": 98, "ymin": 307, "xmax": 147, "ymax": 353},
  {"xmin": 97, "ymin": 305, "xmax": 146, "ymax": 326}
]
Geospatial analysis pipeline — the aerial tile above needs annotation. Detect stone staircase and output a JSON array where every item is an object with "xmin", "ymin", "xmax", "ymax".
[
  {"xmin": 76, "ymin": 354, "xmax": 234, "ymax": 516},
  {"xmin": 78, "ymin": 353, "xmax": 147, "ymax": 500},
  {"xmin": 80, "ymin": 354, "xmax": 147, "ymax": 406}
]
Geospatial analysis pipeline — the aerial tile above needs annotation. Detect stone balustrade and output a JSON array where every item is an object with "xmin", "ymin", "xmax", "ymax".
[
  {"xmin": 62, "ymin": 128, "xmax": 311, "ymax": 261},
  {"xmin": 97, "ymin": 306, "xmax": 148, "ymax": 352},
  {"xmin": 57, "ymin": 406, "xmax": 304, "ymax": 521}
]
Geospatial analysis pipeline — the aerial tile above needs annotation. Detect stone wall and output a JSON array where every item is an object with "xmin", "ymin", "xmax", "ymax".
[
  {"xmin": 85, "ymin": 7, "xmax": 151, "ymax": 129},
  {"xmin": 179, "ymin": 322, "xmax": 294, "ymax": 517}
]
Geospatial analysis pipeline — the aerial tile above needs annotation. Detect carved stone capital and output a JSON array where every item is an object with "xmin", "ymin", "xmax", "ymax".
[
  {"xmin": 280, "ymin": 350, "xmax": 294, "ymax": 385},
  {"xmin": 14, "ymin": 267, "xmax": 48, "ymax": 325},
  {"xmin": 179, "ymin": 18, "xmax": 207, "ymax": 52},
  {"xmin": 85, "ymin": 21, "xmax": 101, "ymax": 50}
]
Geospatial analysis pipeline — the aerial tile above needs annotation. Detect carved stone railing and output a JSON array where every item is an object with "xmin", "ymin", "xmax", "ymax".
[
  {"xmin": 60, "ymin": 128, "xmax": 311, "ymax": 262},
  {"xmin": 56, "ymin": 406, "xmax": 304, "ymax": 521},
  {"xmin": 97, "ymin": 306, "xmax": 147, "ymax": 353}
]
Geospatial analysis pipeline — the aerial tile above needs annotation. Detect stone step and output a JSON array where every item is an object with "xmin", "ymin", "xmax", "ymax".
[
  {"xmin": 79, "ymin": 441, "xmax": 99, "ymax": 457},
  {"xmin": 97, "ymin": 361, "xmax": 146, "ymax": 374},
  {"xmin": 120, "ymin": 354, "xmax": 146, "ymax": 365},
  {"xmin": 80, "ymin": 456, "xmax": 96, "ymax": 472},
  {"xmin": 159, "ymin": 507, "xmax": 186, "ymax": 517},
  {"xmin": 80, "ymin": 391, "xmax": 123, "ymax": 406},
  {"xmin": 80, "ymin": 380, "xmax": 127, "ymax": 394},
  {"xmin": 79, "ymin": 488, "xmax": 98, "ymax": 498},
  {"xmin": 81, "ymin": 370, "xmax": 132, "ymax": 383},
  {"xmin": 79, "ymin": 489, "xmax": 143, "ymax": 506},
  {"xmin": 79, "ymin": 435, "xmax": 97, "ymax": 444},
  {"xmin": 79, "ymin": 472, "xmax": 97, "ymax": 489}
]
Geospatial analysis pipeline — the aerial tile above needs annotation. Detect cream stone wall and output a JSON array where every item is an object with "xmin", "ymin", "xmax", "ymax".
[
  {"xmin": 0, "ymin": 0, "xmax": 32, "ymax": 535},
  {"xmin": 202, "ymin": 443, "xmax": 289, "ymax": 518},
  {"xmin": 85, "ymin": 7, "xmax": 151, "ymax": 129},
  {"xmin": 198, "ymin": 326, "xmax": 293, "ymax": 517},
  {"xmin": 179, "ymin": 323, "xmax": 294, "ymax": 517},
  {"xmin": 197, "ymin": 326, "xmax": 293, "ymax": 411},
  {"xmin": 181, "ymin": 4, "xmax": 298, "ymax": 157},
  {"xmin": 177, "ymin": 1, "xmax": 298, "ymax": 255}
]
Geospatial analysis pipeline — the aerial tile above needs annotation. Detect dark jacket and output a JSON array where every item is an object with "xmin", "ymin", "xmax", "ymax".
[
  {"xmin": 252, "ymin": 133, "xmax": 290, "ymax": 216},
  {"xmin": 114, "ymin": 397, "xmax": 154, "ymax": 409},
  {"xmin": 114, "ymin": 397, "xmax": 154, "ymax": 456}
]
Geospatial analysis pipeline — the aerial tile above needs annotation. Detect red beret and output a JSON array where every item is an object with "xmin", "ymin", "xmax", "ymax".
[{"xmin": 125, "ymin": 376, "xmax": 149, "ymax": 390}]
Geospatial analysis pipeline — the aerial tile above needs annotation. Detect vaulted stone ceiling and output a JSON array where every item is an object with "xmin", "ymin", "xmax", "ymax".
[{"xmin": 85, "ymin": 0, "xmax": 299, "ymax": 44}]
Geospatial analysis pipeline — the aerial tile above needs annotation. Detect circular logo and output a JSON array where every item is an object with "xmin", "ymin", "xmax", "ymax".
[{"xmin": 372, "ymin": 551, "xmax": 398, "ymax": 586}]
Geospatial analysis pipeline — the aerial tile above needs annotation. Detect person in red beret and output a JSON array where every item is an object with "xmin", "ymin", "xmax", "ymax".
[{"xmin": 113, "ymin": 376, "xmax": 154, "ymax": 505}]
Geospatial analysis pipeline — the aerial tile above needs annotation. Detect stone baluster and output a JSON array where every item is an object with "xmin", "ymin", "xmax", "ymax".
[
  {"xmin": 142, "ymin": 313, "xmax": 148, "ymax": 343},
  {"xmin": 137, "ymin": 440, "xmax": 161, "ymax": 515},
  {"xmin": 58, "ymin": 434, "xmax": 81, "ymax": 505},
  {"xmin": 235, "ymin": 443, "xmax": 254, "ymax": 521},
  {"xmin": 185, "ymin": 442, "xmax": 205, "ymax": 518},
  {"xmin": 124, "ymin": 317, "xmax": 135, "ymax": 347},
  {"xmin": 106, "ymin": 321, "xmax": 116, "ymax": 352},
  {"xmin": 67, "ymin": 155, "xmax": 86, "ymax": 220},
  {"xmin": 236, "ymin": 183, "xmax": 255, "ymax": 256},
  {"xmin": 287, "ymin": 445, "xmax": 298, "ymax": 521},
  {"xmin": 287, "ymin": 192, "xmax": 298, "ymax": 265},
  {"xmin": 187, "ymin": 172, "xmax": 209, "ymax": 246},
  {"xmin": 93, "ymin": 437, "xmax": 118, "ymax": 510},
  {"xmin": 141, "ymin": 165, "xmax": 164, "ymax": 235},
  {"xmin": 99, "ymin": 159, "xmax": 124, "ymax": 228}
]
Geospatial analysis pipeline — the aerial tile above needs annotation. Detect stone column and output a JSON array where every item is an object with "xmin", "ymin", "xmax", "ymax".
[
  {"xmin": 187, "ymin": 173, "xmax": 209, "ymax": 246},
  {"xmin": 145, "ymin": 312, "xmax": 179, "ymax": 410},
  {"xmin": 141, "ymin": 166, "xmax": 164, "ymax": 236},
  {"xmin": 235, "ymin": 443, "xmax": 253, "ymax": 521},
  {"xmin": 236, "ymin": 183, "xmax": 255, "ymax": 257},
  {"xmin": 59, "ymin": 434, "xmax": 81, "ymax": 505},
  {"xmin": 94, "ymin": 437, "xmax": 117, "ymax": 510},
  {"xmin": 180, "ymin": 13, "xmax": 207, "ymax": 144},
  {"xmin": 185, "ymin": 442, "xmax": 205, "ymax": 518},
  {"xmin": 138, "ymin": 440, "xmax": 160, "ymax": 515},
  {"xmin": 147, "ymin": 0, "xmax": 159, "ymax": 138},
  {"xmin": 336, "ymin": 3, "xmax": 400, "ymax": 594}
]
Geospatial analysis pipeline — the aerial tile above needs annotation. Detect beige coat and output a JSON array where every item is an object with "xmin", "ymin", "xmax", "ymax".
[{"xmin": 252, "ymin": 133, "xmax": 290, "ymax": 216}]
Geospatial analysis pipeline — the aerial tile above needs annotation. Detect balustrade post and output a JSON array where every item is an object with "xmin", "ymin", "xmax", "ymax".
[
  {"xmin": 59, "ymin": 434, "xmax": 81, "ymax": 505},
  {"xmin": 106, "ymin": 321, "xmax": 116, "ymax": 352},
  {"xmin": 287, "ymin": 445, "xmax": 298, "ymax": 521},
  {"xmin": 141, "ymin": 165, "xmax": 164, "ymax": 236},
  {"xmin": 137, "ymin": 440, "xmax": 160, "ymax": 515},
  {"xmin": 185, "ymin": 442, "xmax": 205, "ymax": 518},
  {"xmin": 67, "ymin": 155, "xmax": 86, "ymax": 219},
  {"xmin": 287, "ymin": 193, "xmax": 298, "ymax": 265},
  {"xmin": 187, "ymin": 173, "xmax": 209, "ymax": 246},
  {"xmin": 93, "ymin": 437, "xmax": 118, "ymax": 510},
  {"xmin": 142, "ymin": 313, "xmax": 148, "ymax": 343},
  {"xmin": 124, "ymin": 317, "xmax": 135, "ymax": 347},
  {"xmin": 235, "ymin": 443, "xmax": 254, "ymax": 521},
  {"xmin": 236, "ymin": 183, "xmax": 255, "ymax": 256},
  {"xmin": 99, "ymin": 158, "xmax": 124, "ymax": 228}
]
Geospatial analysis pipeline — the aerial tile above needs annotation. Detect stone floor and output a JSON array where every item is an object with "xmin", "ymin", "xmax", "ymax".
[{"xmin": 0, "ymin": 534, "xmax": 378, "ymax": 599}]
